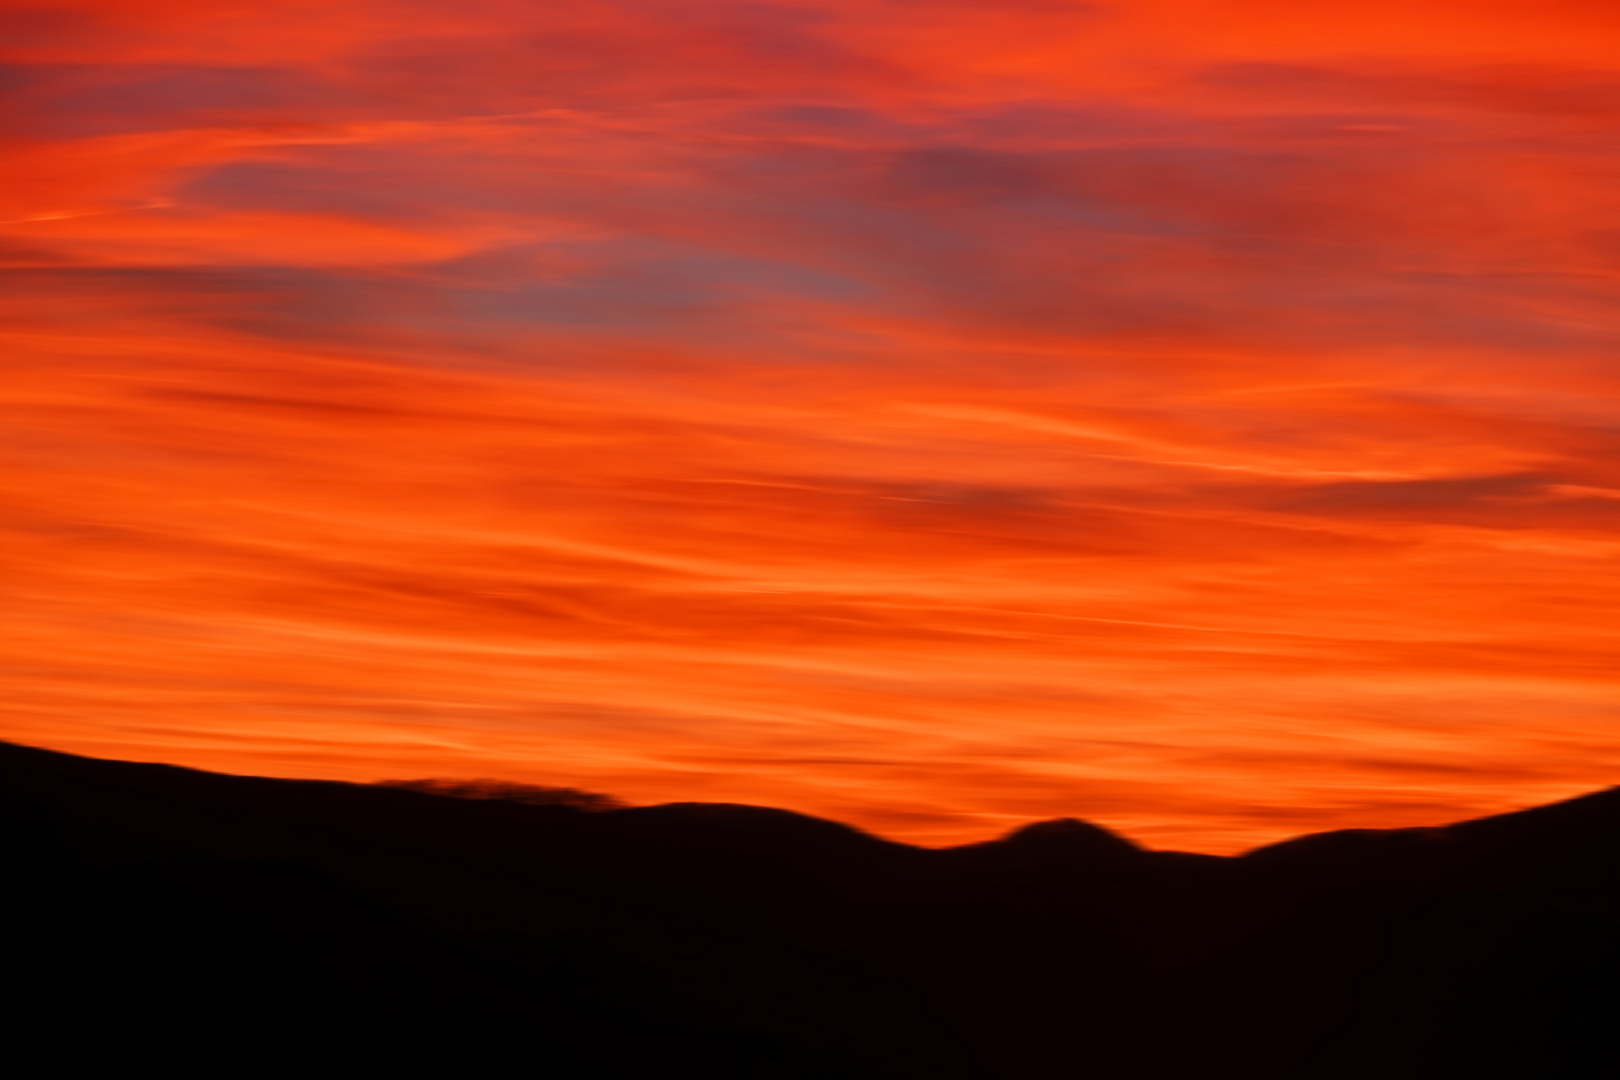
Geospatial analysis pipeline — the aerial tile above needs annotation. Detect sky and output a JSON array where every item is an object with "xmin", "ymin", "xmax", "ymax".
[{"xmin": 4, "ymin": 0, "xmax": 1620, "ymax": 852}]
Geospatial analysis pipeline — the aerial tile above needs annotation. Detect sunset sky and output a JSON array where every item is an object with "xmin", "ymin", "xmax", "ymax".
[{"xmin": 5, "ymin": 0, "xmax": 1620, "ymax": 851}]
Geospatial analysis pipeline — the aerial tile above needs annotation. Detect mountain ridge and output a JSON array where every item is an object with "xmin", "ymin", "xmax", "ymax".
[
  {"xmin": 16, "ymin": 736, "xmax": 1605, "ymax": 857},
  {"xmin": 4, "ymin": 739, "xmax": 1618, "ymax": 1079}
]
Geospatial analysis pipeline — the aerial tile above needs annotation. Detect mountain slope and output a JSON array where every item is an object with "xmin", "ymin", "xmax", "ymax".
[{"xmin": 3, "ymin": 740, "xmax": 1618, "ymax": 1079}]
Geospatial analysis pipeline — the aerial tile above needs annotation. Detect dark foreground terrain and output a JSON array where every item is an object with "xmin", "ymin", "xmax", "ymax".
[{"xmin": 4, "ymin": 740, "xmax": 1618, "ymax": 1079}]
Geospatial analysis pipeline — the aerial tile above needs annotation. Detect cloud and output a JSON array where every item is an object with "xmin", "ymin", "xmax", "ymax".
[{"xmin": 4, "ymin": 0, "xmax": 1620, "ymax": 853}]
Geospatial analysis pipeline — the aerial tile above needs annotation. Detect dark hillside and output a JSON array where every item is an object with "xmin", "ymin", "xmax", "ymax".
[{"xmin": 3, "ymin": 740, "xmax": 1619, "ymax": 1079}]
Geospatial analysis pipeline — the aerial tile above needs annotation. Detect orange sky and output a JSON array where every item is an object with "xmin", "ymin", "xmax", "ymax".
[{"xmin": 5, "ymin": 0, "xmax": 1620, "ymax": 851}]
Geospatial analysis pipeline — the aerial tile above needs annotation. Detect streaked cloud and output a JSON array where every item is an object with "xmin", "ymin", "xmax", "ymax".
[{"xmin": 4, "ymin": 0, "xmax": 1619, "ymax": 851}]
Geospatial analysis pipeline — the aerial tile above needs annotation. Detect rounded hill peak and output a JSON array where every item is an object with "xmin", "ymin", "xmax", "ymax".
[{"xmin": 997, "ymin": 817, "xmax": 1141, "ymax": 856}]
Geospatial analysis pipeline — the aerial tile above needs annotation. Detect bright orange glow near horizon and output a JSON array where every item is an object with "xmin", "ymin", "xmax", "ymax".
[{"xmin": 5, "ymin": 0, "xmax": 1620, "ymax": 851}]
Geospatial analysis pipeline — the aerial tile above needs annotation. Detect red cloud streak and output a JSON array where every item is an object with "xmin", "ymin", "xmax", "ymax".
[{"xmin": 4, "ymin": 0, "xmax": 1620, "ymax": 850}]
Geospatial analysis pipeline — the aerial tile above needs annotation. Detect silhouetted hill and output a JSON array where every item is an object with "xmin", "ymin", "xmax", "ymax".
[{"xmin": 3, "ymin": 740, "xmax": 1618, "ymax": 1079}]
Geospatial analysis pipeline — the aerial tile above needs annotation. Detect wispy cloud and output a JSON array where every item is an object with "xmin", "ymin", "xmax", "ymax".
[{"xmin": 4, "ymin": 0, "xmax": 1619, "ymax": 851}]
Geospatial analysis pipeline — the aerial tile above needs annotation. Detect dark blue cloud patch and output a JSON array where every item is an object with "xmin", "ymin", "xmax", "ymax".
[
  {"xmin": 0, "ymin": 263, "xmax": 467, "ymax": 350},
  {"xmin": 180, "ymin": 158, "xmax": 510, "ymax": 222},
  {"xmin": 440, "ymin": 237, "xmax": 874, "ymax": 352},
  {"xmin": 353, "ymin": 0, "xmax": 875, "ymax": 116},
  {"xmin": 947, "ymin": 101, "xmax": 1203, "ymax": 146},
  {"xmin": 3, "ymin": 63, "xmax": 361, "ymax": 137}
]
